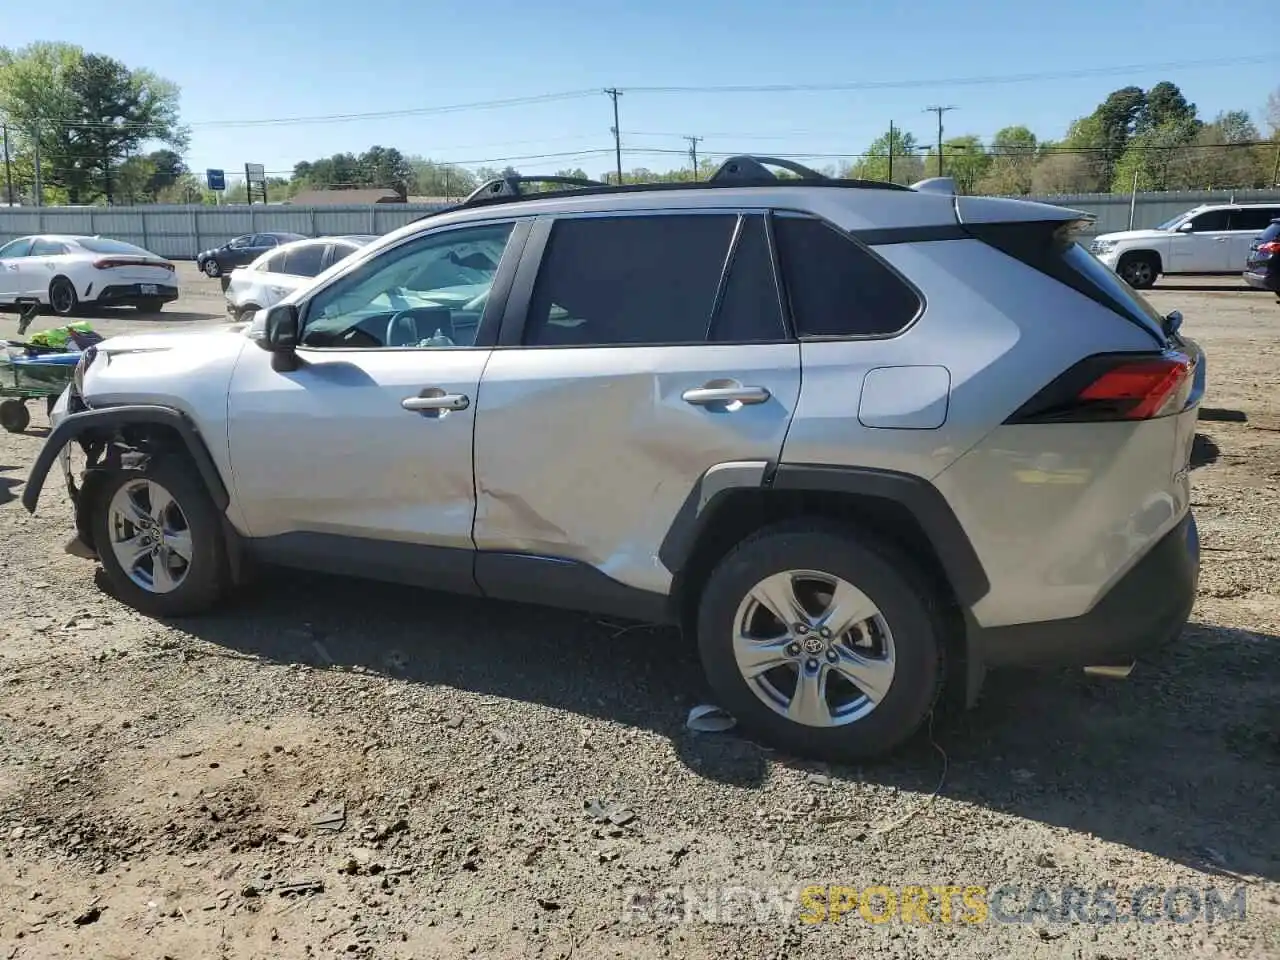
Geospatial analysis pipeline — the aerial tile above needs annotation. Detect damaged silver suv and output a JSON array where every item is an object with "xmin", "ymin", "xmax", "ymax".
[{"xmin": 24, "ymin": 158, "xmax": 1204, "ymax": 761}]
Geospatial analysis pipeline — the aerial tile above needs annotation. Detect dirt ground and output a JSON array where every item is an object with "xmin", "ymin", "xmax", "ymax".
[{"xmin": 0, "ymin": 271, "xmax": 1277, "ymax": 959}]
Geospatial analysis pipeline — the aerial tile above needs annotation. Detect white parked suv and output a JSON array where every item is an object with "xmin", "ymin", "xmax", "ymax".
[
  {"xmin": 1091, "ymin": 202, "xmax": 1280, "ymax": 288},
  {"xmin": 224, "ymin": 235, "xmax": 377, "ymax": 320},
  {"xmin": 23, "ymin": 160, "xmax": 1204, "ymax": 761}
]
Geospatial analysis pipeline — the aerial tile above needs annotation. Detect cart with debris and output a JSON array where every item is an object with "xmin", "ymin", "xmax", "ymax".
[{"xmin": 0, "ymin": 303, "xmax": 103, "ymax": 433}]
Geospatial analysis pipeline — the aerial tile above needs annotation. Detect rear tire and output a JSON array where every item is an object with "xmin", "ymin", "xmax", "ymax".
[
  {"xmin": 695, "ymin": 521, "xmax": 944, "ymax": 762},
  {"xmin": 90, "ymin": 457, "xmax": 228, "ymax": 618},
  {"xmin": 0, "ymin": 399, "xmax": 30, "ymax": 433},
  {"xmin": 1118, "ymin": 253, "xmax": 1158, "ymax": 290},
  {"xmin": 48, "ymin": 276, "xmax": 78, "ymax": 317}
]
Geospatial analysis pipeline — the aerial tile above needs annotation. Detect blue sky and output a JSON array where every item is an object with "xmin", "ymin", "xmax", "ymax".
[{"xmin": 7, "ymin": 0, "xmax": 1276, "ymax": 184}]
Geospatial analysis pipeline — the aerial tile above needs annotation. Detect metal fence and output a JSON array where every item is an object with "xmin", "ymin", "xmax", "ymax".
[{"xmin": 3, "ymin": 189, "xmax": 1280, "ymax": 257}]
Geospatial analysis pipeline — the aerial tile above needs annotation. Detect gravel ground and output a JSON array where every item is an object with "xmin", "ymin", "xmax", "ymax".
[{"xmin": 0, "ymin": 273, "xmax": 1277, "ymax": 959}]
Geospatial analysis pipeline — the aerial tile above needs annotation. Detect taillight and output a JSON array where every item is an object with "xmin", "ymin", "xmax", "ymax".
[
  {"xmin": 1257, "ymin": 241, "xmax": 1280, "ymax": 256},
  {"xmin": 92, "ymin": 258, "xmax": 130, "ymax": 269},
  {"xmin": 1007, "ymin": 352, "xmax": 1193, "ymax": 424},
  {"xmin": 92, "ymin": 258, "xmax": 174, "ymax": 271}
]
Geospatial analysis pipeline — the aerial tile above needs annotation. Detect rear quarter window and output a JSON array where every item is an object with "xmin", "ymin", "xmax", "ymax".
[{"xmin": 772, "ymin": 215, "xmax": 922, "ymax": 338}]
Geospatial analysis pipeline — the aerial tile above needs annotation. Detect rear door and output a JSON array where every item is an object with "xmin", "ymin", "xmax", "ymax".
[
  {"xmin": 1168, "ymin": 209, "xmax": 1233, "ymax": 273},
  {"xmin": 472, "ymin": 210, "xmax": 800, "ymax": 600},
  {"xmin": 1228, "ymin": 207, "xmax": 1280, "ymax": 269}
]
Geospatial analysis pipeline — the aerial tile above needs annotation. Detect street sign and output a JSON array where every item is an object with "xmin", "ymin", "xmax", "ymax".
[
  {"xmin": 244, "ymin": 163, "xmax": 267, "ymax": 204},
  {"xmin": 206, "ymin": 168, "xmax": 226, "ymax": 191}
]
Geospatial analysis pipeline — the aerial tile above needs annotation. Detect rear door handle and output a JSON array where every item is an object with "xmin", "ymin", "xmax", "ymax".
[
  {"xmin": 682, "ymin": 385, "xmax": 771, "ymax": 406},
  {"xmin": 402, "ymin": 392, "xmax": 470, "ymax": 412}
]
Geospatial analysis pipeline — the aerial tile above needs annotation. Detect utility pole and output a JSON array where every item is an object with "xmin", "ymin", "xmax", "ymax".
[
  {"xmin": 2, "ymin": 124, "xmax": 13, "ymax": 207},
  {"xmin": 887, "ymin": 120, "xmax": 894, "ymax": 182},
  {"xmin": 605, "ymin": 88, "xmax": 623, "ymax": 185},
  {"xmin": 684, "ymin": 135, "xmax": 703, "ymax": 180},
  {"xmin": 924, "ymin": 105, "xmax": 957, "ymax": 177},
  {"xmin": 1272, "ymin": 139, "xmax": 1280, "ymax": 187},
  {"xmin": 32, "ymin": 122, "xmax": 42, "ymax": 208}
]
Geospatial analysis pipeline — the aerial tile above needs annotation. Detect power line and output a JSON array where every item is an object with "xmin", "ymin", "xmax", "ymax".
[{"xmin": 621, "ymin": 55, "xmax": 1275, "ymax": 94}]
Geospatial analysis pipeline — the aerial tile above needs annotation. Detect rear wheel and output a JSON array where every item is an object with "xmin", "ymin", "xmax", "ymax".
[
  {"xmin": 0, "ymin": 399, "xmax": 30, "ymax": 433},
  {"xmin": 202, "ymin": 259, "xmax": 221, "ymax": 278},
  {"xmin": 696, "ymin": 522, "xmax": 944, "ymax": 762},
  {"xmin": 48, "ymin": 277, "xmax": 78, "ymax": 317},
  {"xmin": 91, "ymin": 458, "xmax": 228, "ymax": 617},
  {"xmin": 1118, "ymin": 252, "xmax": 1158, "ymax": 290}
]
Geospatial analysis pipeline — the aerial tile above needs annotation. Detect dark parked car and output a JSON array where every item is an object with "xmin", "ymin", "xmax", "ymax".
[
  {"xmin": 195, "ymin": 232, "xmax": 307, "ymax": 278},
  {"xmin": 1244, "ymin": 218, "xmax": 1280, "ymax": 296}
]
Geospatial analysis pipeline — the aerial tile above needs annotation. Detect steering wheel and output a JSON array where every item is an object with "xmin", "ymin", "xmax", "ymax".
[
  {"xmin": 462, "ymin": 289, "xmax": 489, "ymax": 312},
  {"xmin": 385, "ymin": 309, "xmax": 455, "ymax": 347}
]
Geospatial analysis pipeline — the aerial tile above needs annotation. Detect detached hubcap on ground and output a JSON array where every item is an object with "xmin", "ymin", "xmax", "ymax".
[
  {"xmin": 732, "ymin": 570, "xmax": 896, "ymax": 727},
  {"xmin": 107, "ymin": 479, "xmax": 193, "ymax": 593}
]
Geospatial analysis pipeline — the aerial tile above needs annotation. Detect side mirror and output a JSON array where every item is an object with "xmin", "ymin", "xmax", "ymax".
[
  {"xmin": 261, "ymin": 303, "xmax": 301, "ymax": 371},
  {"xmin": 1176, "ymin": 221, "xmax": 1195, "ymax": 233}
]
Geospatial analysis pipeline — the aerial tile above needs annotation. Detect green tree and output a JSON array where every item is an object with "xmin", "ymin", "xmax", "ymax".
[
  {"xmin": 1139, "ymin": 81, "xmax": 1198, "ymax": 135},
  {"xmin": 845, "ymin": 128, "xmax": 923, "ymax": 185},
  {"xmin": 359, "ymin": 145, "xmax": 412, "ymax": 197},
  {"xmin": 975, "ymin": 126, "xmax": 1038, "ymax": 194},
  {"xmin": 921, "ymin": 134, "xmax": 989, "ymax": 193},
  {"xmin": 405, "ymin": 158, "xmax": 477, "ymax": 198}
]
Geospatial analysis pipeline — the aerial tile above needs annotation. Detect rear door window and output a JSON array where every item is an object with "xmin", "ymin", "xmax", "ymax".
[
  {"xmin": 282, "ymin": 243, "xmax": 327, "ymax": 278},
  {"xmin": 1228, "ymin": 208, "xmax": 1280, "ymax": 233},
  {"xmin": 772, "ymin": 215, "xmax": 921, "ymax": 338},
  {"xmin": 710, "ymin": 215, "xmax": 786, "ymax": 342},
  {"xmin": 523, "ymin": 214, "xmax": 737, "ymax": 347}
]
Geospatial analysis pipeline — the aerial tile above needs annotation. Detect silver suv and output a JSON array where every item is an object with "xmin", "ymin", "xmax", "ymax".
[{"xmin": 23, "ymin": 158, "xmax": 1205, "ymax": 761}]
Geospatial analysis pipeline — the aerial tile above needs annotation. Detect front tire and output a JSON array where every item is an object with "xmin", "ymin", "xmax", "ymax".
[
  {"xmin": 90, "ymin": 458, "xmax": 228, "ymax": 617},
  {"xmin": 1118, "ymin": 252, "xmax": 1158, "ymax": 290},
  {"xmin": 48, "ymin": 276, "xmax": 78, "ymax": 317},
  {"xmin": 696, "ymin": 522, "xmax": 944, "ymax": 762},
  {"xmin": 202, "ymin": 259, "xmax": 222, "ymax": 278}
]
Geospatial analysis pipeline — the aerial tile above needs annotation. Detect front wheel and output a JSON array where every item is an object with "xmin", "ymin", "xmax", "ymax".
[
  {"xmin": 202, "ymin": 259, "xmax": 221, "ymax": 278},
  {"xmin": 90, "ymin": 458, "xmax": 228, "ymax": 617},
  {"xmin": 696, "ymin": 522, "xmax": 944, "ymax": 762},
  {"xmin": 1118, "ymin": 253, "xmax": 1158, "ymax": 290}
]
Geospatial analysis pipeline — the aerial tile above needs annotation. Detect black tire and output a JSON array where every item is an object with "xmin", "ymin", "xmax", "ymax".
[
  {"xmin": 1117, "ymin": 252, "xmax": 1158, "ymax": 290},
  {"xmin": 202, "ymin": 259, "xmax": 221, "ymax": 278},
  {"xmin": 136, "ymin": 298, "xmax": 164, "ymax": 313},
  {"xmin": 696, "ymin": 521, "xmax": 944, "ymax": 762},
  {"xmin": 0, "ymin": 399, "xmax": 30, "ymax": 433},
  {"xmin": 236, "ymin": 303, "xmax": 262, "ymax": 322},
  {"xmin": 90, "ymin": 457, "xmax": 228, "ymax": 618},
  {"xmin": 48, "ymin": 276, "xmax": 79, "ymax": 317}
]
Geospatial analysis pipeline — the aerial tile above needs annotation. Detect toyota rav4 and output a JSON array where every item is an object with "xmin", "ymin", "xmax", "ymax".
[{"xmin": 22, "ymin": 158, "xmax": 1204, "ymax": 761}]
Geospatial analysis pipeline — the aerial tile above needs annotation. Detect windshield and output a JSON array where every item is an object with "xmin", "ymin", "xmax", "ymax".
[{"xmin": 77, "ymin": 237, "xmax": 154, "ymax": 256}]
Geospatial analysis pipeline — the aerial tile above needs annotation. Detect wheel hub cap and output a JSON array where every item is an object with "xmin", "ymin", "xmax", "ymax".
[
  {"xmin": 731, "ymin": 569, "xmax": 896, "ymax": 728},
  {"xmin": 106, "ymin": 479, "xmax": 193, "ymax": 594}
]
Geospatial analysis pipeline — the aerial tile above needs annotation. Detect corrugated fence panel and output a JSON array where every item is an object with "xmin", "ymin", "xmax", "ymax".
[{"xmin": 3, "ymin": 192, "xmax": 1279, "ymax": 255}]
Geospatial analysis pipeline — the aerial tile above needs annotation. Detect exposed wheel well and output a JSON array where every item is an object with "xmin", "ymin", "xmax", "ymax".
[
  {"xmin": 675, "ymin": 491, "xmax": 962, "ymax": 701},
  {"xmin": 1118, "ymin": 249, "xmax": 1162, "ymax": 273}
]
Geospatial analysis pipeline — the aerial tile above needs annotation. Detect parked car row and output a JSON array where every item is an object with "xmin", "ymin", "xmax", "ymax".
[{"xmin": 1090, "ymin": 201, "xmax": 1280, "ymax": 291}]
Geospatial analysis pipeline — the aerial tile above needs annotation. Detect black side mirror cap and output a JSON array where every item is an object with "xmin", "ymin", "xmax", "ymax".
[{"xmin": 262, "ymin": 303, "xmax": 301, "ymax": 371}]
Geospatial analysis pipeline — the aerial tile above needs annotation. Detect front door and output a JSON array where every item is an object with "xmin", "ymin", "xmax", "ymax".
[
  {"xmin": 1168, "ymin": 209, "xmax": 1232, "ymax": 273},
  {"xmin": 472, "ymin": 211, "xmax": 800, "ymax": 599},
  {"xmin": 0, "ymin": 237, "xmax": 32, "ymax": 303},
  {"xmin": 226, "ymin": 219, "xmax": 524, "ymax": 592}
]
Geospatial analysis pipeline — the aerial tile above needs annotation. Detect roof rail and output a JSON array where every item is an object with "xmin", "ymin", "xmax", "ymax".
[
  {"xmin": 709, "ymin": 155, "xmax": 828, "ymax": 183},
  {"xmin": 462, "ymin": 174, "xmax": 606, "ymax": 205}
]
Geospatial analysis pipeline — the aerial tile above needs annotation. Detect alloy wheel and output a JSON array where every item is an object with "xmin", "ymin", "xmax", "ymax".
[{"xmin": 106, "ymin": 479, "xmax": 194, "ymax": 594}]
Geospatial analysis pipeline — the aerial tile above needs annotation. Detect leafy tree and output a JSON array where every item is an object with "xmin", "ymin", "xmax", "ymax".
[
  {"xmin": 1139, "ymin": 81, "xmax": 1197, "ymax": 135},
  {"xmin": 845, "ymin": 128, "xmax": 923, "ymax": 185},
  {"xmin": 406, "ymin": 158, "xmax": 476, "ymax": 197},
  {"xmin": 920, "ymin": 135, "xmax": 989, "ymax": 193},
  {"xmin": 1031, "ymin": 152, "xmax": 1097, "ymax": 194},
  {"xmin": 145, "ymin": 148, "xmax": 186, "ymax": 197},
  {"xmin": 975, "ymin": 126, "xmax": 1038, "ymax": 194},
  {"xmin": 359, "ymin": 145, "xmax": 412, "ymax": 197}
]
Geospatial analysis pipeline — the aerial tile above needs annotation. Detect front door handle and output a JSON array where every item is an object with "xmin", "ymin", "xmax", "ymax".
[
  {"xmin": 682, "ymin": 384, "xmax": 771, "ymax": 406},
  {"xmin": 402, "ymin": 392, "xmax": 470, "ymax": 412}
]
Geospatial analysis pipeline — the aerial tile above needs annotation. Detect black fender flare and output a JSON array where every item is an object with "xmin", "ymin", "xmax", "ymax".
[
  {"xmin": 22, "ymin": 404, "xmax": 230, "ymax": 514},
  {"xmin": 659, "ymin": 461, "xmax": 990, "ymax": 608}
]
